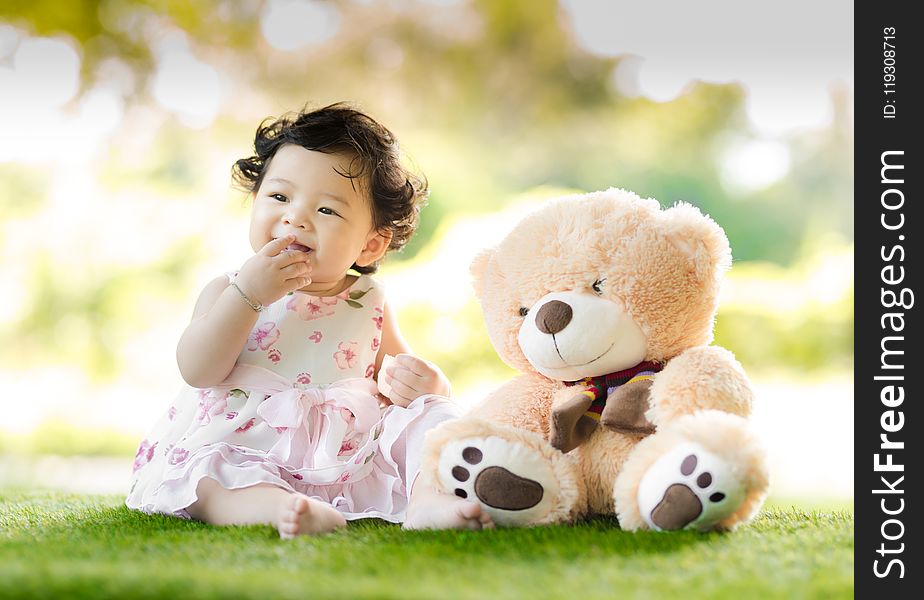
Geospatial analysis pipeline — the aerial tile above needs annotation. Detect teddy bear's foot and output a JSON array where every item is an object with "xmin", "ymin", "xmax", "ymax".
[
  {"xmin": 637, "ymin": 442, "xmax": 745, "ymax": 531},
  {"xmin": 433, "ymin": 427, "xmax": 578, "ymax": 526}
]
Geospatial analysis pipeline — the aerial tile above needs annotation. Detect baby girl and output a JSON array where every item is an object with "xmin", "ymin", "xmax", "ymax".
[{"xmin": 127, "ymin": 103, "xmax": 492, "ymax": 535}]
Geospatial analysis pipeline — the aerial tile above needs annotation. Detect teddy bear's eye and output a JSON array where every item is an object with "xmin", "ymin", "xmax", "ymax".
[
  {"xmin": 518, "ymin": 307, "xmax": 530, "ymax": 317},
  {"xmin": 592, "ymin": 278, "xmax": 606, "ymax": 295}
]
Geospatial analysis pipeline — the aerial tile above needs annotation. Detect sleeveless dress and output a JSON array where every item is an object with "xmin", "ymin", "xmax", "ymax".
[{"xmin": 126, "ymin": 273, "xmax": 459, "ymax": 523}]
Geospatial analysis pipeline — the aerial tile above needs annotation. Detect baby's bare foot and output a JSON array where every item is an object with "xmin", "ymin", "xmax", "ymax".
[
  {"xmin": 403, "ymin": 491, "xmax": 495, "ymax": 531},
  {"xmin": 278, "ymin": 494, "xmax": 346, "ymax": 538}
]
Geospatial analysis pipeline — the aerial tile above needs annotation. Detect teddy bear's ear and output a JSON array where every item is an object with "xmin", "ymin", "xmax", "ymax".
[
  {"xmin": 661, "ymin": 201, "xmax": 732, "ymax": 279},
  {"xmin": 470, "ymin": 247, "xmax": 496, "ymax": 297}
]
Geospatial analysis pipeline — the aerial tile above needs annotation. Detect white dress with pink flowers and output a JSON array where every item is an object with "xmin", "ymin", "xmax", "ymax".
[{"xmin": 126, "ymin": 273, "xmax": 459, "ymax": 523}]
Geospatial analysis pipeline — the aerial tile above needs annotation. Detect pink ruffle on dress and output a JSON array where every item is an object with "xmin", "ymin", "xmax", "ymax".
[{"xmin": 126, "ymin": 274, "xmax": 458, "ymax": 523}]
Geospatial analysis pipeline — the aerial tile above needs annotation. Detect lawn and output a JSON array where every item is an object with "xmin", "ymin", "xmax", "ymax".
[{"xmin": 0, "ymin": 490, "xmax": 853, "ymax": 599}]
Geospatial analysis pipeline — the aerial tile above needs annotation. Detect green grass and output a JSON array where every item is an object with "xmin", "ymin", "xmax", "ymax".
[{"xmin": 0, "ymin": 490, "xmax": 853, "ymax": 599}]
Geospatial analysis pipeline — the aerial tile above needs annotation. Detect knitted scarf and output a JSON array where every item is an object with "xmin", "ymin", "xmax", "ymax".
[{"xmin": 563, "ymin": 360, "xmax": 663, "ymax": 421}]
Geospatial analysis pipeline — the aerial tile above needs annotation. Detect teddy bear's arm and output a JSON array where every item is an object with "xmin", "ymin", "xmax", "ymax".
[
  {"xmin": 646, "ymin": 346, "xmax": 753, "ymax": 426},
  {"xmin": 601, "ymin": 379, "xmax": 657, "ymax": 435},
  {"xmin": 467, "ymin": 375, "xmax": 557, "ymax": 436},
  {"xmin": 550, "ymin": 391, "xmax": 597, "ymax": 453}
]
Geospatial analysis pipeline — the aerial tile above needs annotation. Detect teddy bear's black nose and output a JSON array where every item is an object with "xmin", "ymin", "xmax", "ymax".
[{"xmin": 535, "ymin": 300, "xmax": 573, "ymax": 335}]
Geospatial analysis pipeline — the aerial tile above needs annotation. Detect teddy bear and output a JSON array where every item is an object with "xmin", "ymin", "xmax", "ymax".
[{"xmin": 417, "ymin": 188, "xmax": 769, "ymax": 531}]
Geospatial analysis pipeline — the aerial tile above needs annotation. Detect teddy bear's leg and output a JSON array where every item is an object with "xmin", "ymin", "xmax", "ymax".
[
  {"xmin": 613, "ymin": 410, "xmax": 768, "ymax": 532},
  {"xmin": 418, "ymin": 418, "xmax": 582, "ymax": 526}
]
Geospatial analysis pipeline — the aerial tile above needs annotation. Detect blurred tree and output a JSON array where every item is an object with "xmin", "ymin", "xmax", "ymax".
[{"xmin": 1, "ymin": 0, "xmax": 852, "ymax": 260}]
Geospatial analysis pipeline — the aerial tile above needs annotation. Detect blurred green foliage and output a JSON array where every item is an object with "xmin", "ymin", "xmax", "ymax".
[
  {"xmin": 0, "ymin": 420, "xmax": 138, "ymax": 456},
  {"xmin": 0, "ymin": 164, "xmax": 51, "ymax": 217},
  {"xmin": 716, "ymin": 293, "xmax": 853, "ymax": 375},
  {"xmin": 0, "ymin": 0, "xmax": 851, "ymax": 386},
  {"xmin": 12, "ymin": 237, "xmax": 205, "ymax": 376}
]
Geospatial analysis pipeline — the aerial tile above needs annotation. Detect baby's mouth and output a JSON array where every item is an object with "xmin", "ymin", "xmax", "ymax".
[{"xmin": 282, "ymin": 241, "xmax": 312, "ymax": 253}]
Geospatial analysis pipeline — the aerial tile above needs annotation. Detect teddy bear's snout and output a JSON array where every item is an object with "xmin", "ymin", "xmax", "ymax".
[
  {"xmin": 518, "ymin": 289, "xmax": 649, "ymax": 381},
  {"xmin": 535, "ymin": 300, "xmax": 573, "ymax": 335}
]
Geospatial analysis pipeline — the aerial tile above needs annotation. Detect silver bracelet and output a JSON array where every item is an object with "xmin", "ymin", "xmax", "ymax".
[{"xmin": 229, "ymin": 281, "xmax": 263, "ymax": 312}]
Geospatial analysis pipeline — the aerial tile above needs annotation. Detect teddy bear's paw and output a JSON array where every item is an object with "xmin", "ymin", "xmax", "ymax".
[
  {"xmin": 437, "ymin": 436, "xmax": 561, "ymax": 526},
  {"xmin": 637, "ymin": 442, "xmax": 745, "ymax": 531}
]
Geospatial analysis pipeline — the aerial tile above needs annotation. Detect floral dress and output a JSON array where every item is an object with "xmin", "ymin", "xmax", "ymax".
[{"xmin": 126, "ymin": 273, "xmax": 459, "ymax": 523}]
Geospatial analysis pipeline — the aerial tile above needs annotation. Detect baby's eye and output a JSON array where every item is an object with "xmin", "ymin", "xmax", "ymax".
[
  {"xmin": 271, "ymin": 193, "xmax": 288, "ymax": 203},
  {"xmin": 318, "ymin": 207, "xmax": 339, "ymax": 216},
  {"xmin": 591, "ymin": 278, "xmax": 606, "ymax": 295}
]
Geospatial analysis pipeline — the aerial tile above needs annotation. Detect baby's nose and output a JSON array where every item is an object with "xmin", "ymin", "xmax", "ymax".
[{"xmin": 283, "ymin": 211, "xmax": 312, "ymax": 229}]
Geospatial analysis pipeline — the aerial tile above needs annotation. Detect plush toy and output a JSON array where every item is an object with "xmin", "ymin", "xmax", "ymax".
[{"xmin": 418, "ymin": 188, "xmax": 769, "ymax": 531}]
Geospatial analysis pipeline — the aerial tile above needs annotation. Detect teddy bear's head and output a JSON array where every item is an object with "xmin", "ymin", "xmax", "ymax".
[{"xmin": 471, "ymin": 188, "xmax": 731, "ymax": 381}]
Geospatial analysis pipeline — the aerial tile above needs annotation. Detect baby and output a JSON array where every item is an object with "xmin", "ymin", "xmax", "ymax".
[{"xmin": 127, "ymin": 103, "xmax": 492, "ymax": 536}]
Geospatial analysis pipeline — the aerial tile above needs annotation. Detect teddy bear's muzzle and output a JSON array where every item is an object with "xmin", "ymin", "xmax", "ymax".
[{"xmin": 518, "ymin": 291, "xmax": 648, "ymax": 381}]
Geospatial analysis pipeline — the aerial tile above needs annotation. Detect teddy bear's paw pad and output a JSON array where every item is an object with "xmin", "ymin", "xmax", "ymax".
[
  {"xmin": 472, "ymin": 466, "xmax": 544, "ymax": 510},
  {"xmin": 637, "ymin": 443, "xmax": 745, "ymax": 531},
  {"xmin": 437, "ymin": 436, "xmax": 560, "ymax": 526}
]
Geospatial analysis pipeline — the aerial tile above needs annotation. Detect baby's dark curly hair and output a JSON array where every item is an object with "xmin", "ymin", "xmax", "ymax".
[{"xmin": 232, "ymin": 102, "xmax": 428, "ymax": 274}]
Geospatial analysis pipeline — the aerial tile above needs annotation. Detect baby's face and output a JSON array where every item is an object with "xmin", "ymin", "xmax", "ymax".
[{"xmin": 249, "ymin": 144, "xmax": 387, "ymax": 291}]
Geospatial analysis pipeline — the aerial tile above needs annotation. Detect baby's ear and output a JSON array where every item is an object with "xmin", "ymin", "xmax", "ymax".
[
  {"xmin": 470, "ymin": 248, "xmax": 496, "ymax": 298},
  {"xmin": 661, "ymin": 201, "xmax": 732, "ymax": 280},
  {"xmin": 356, "ymin": 229, "xmax": 393, "ymax": 267}
]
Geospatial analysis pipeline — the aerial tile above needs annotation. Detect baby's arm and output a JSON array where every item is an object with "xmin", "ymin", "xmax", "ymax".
[
  {"xmin": 175, "ymin": 275, "xmax": 259, "ymax": 388},
  {"xmin": 375, "ymin": 300, "xmax": 451, "ymax": 406},
  {"xmin": 176, "ymin": 235, "xmax": 311, "ymax": 388}
]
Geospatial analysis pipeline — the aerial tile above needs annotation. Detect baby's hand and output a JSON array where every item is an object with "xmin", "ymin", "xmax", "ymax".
[
  {"xmin": 235, "ymin": 235, "xmax": 312, "ymax": 307},
  {"xmin": 380, "ymin": 354, "xmax": 451, "ymax": 407}
]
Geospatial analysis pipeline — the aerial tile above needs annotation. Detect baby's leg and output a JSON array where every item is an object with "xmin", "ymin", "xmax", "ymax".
[
  {"xmin": 187, "ymin": 477, "xmax": 346, "ymax": 538},
  {"xmin": 403, "ymin": 477, "xmax": 494, "ymax": 531}
]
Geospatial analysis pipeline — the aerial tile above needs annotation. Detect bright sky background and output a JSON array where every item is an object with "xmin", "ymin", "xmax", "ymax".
[{"xmin": 561, "ymin": 0, "xmax": 853, "ymax": 135}]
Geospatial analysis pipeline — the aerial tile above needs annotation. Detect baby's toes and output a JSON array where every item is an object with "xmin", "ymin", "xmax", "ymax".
[
  {"xmin": 290, "ymin": 495, "xmax": 310, "ymax": 517},
  {"xmin": 278, "ymin": 494, "xmax": 310, "ymax": 538},
  {"xmin": 457, "ymin": 501, "xmax": 492, "ymax": 530},
  {"xmin": 457, "ymin": 500, "xmax": 482, "ymax": 521},
  {"xmin": 463, "ymin": 517, "xmax": 482, "ymax": 530},
  {"xmin": 279, "ymin": 520, "xmax": 299, "ymax": 538},
  {"xmin": 478, "ymin": 511, "xmax": 495, "ymax": 529}
]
